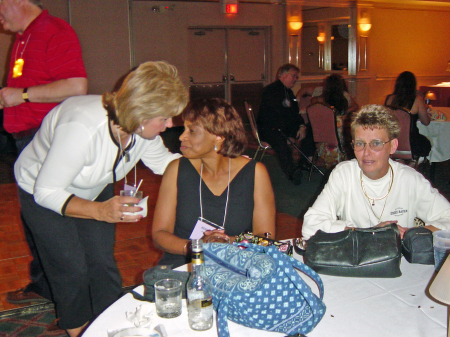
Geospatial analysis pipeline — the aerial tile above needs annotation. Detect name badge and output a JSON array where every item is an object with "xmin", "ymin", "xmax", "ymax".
[{"xmin": 189, "ymin": 217, "xmax": 224, "ymax": 240}]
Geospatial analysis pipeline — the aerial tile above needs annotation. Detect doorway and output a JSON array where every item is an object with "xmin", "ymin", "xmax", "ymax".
[{"xmin": 187, "ymin": 27, "xmax": 269, "ymax": 120}]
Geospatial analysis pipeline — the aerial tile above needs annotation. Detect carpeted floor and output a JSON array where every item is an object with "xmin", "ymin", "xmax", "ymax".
[{"xmin": 0, "ymin": 305, "xmax": 65, "ymax": 337}]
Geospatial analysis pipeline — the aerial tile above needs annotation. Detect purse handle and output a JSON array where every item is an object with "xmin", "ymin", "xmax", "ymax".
[{"xmin": 237, "ymin": 243, "xmax": 325, "ymax": 302}]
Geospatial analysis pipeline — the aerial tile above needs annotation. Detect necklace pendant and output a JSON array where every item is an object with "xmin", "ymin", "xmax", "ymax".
[
  {"xmin": 371, "ymin": 200, "xmax": 375, "ymax": 206},
  {"xmin": 13, "ymin": 58, "xmax": 24, "ymax": 78}
]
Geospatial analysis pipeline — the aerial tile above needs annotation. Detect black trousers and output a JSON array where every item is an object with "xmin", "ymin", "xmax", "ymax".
[
  {"xmin": 260, "ymin": 127, "xmax": 315, "ymax": 179},
  {"xmin": 18, "ymin": 185, "xmax": 123, "ymax": 329}
]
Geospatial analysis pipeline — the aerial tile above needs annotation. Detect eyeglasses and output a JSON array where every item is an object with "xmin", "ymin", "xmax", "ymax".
[{"xmin": 352, "ymin": 140, "xmax": 391, "ymax": 152}]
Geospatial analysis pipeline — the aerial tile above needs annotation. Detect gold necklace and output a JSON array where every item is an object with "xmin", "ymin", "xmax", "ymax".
[{"xmin": 360, "ymin": 164, "xmax": 394, "ymax": 222}]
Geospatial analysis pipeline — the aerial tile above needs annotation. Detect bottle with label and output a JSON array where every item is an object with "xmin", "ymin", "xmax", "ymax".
[{"xmin": 187, "ymin": 239, "xmax": 213, "ymax": 331}]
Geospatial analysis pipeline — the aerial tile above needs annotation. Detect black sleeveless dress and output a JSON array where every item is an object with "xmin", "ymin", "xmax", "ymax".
[{"xmin": 158, "ymin": 157, "xmax": 256, "ymax": 268}]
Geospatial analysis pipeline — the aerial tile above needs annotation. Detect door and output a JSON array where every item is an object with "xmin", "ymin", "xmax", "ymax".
[{"xmin": 188, "ymin": 27, "xmax": 268, "ymax": 121}]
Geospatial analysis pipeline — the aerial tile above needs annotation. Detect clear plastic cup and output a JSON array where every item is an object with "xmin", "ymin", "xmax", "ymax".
[{"xmin": 433, "ymin": 230, "xmax": 450, "ymax": 271}]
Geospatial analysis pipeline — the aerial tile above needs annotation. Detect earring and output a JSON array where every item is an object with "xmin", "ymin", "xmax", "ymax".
[
  {"xmin": 141, "ymin": 125, "xmax": 144, "ymax": 132},
  {"xmin": 214, "ymin": 144, "xmax": 218, "ymax": 151}
]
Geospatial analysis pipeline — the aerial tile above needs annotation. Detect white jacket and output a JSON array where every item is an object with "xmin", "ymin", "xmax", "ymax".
[
  {"xmin": 15, "ymin": 95, "xmax": 180, "ymax": 215},
  {"xmin": 303, "ymin": 159, "xmax": 450, "ymax": 239}
]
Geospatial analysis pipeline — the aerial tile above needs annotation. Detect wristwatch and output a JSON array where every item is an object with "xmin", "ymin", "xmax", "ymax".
[{"xmin": 22, "ymin": 87, "xmax": 30, "ymax": 102}]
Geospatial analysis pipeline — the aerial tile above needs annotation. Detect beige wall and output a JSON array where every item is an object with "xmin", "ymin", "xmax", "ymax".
[
  {"xmin": 0, "ymin": 0, "xmax": 286, "ymax": 94},
  {"xmin": 356, "ymin": 4, "xmax": 450, "ymax": 106}
]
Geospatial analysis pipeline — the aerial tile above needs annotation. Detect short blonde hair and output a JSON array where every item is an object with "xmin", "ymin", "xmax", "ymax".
[
  {"xmin": 351, "ymin": 104, "xmax": 401, "ymax": 140},
  {"xmin": 103, "ymin": 61, "xmax": 188, "ymax": 133}
]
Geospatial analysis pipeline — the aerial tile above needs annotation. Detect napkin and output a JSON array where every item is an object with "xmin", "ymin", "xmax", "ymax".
[
  {"xmin": 123, "ymin": 196, "xmax": 148, "ymax": 217},
  {"xmin": 125, "ymin": 303, "xmax": 154, "ymax": 327}
]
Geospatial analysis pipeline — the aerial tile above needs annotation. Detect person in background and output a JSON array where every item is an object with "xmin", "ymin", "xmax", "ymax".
[
  {"xmin": 153, "ymin": 98, "xmax": 276, "ymax": 269},
  {"xmin": 302, "ymin": 104, "xmax": 450, "ymax": 240},
  {"xmin": 384, "ymin": 71, "xmax": 431, "ymax": 158},
  {"xmin": 257, "ymin": 64, "xmax": 314, "ymax": 185},
  {"xmin": 310, "ymin": 74, "xmax": 359, "ymax": 115},
  {"xmin": 14, "ymin": 61, "xmax": 188, "ymax": 336},
  {"xmin": 0, "ymin": 0, "xmax": 88, "ymax": 309}
]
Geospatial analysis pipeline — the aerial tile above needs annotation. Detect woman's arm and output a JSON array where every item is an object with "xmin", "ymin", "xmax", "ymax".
[
  {"xmin": 152, "ymin": 159, "xmax": 189, "ymax": 256},
  {"xmin": 345, "ymin": 92, "xmax": 359, "ymax": 114},
  {"xmin": 64, "ymin": 195, "xmax": 143, "ymax": 223},
  {"xmin": 411, "ymin": 94, "xmax": 431, "ymax": 126},
  {"xmin": 252, "ymin": 162, "xmax": 276, "ymax": 238}
]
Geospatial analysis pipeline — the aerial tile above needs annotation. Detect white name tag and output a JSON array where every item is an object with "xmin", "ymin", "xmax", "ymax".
[{"xmin": 189, "ymin": 217, "xmax": 224, "ymax": 240}]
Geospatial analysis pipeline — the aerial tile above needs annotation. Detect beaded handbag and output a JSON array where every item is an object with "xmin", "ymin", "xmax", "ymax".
[{"xmin": 203, "ymin": 242, "xmax": 326, "ymax": 337}]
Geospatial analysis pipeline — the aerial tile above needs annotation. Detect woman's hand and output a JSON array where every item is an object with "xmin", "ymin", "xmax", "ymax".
[
  {"xmin": 375, "ymin": 220, "xmax": 408, "ymax": 238},
  {"xmin": 202, "ymin": 229, "xmax": 231, "ymax": 243},
  {"xmin": 98, "ymin": 196, "xmax": 143, "ymax": 223}
]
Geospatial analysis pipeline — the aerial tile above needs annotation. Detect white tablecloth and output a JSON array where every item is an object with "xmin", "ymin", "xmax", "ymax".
[
  {"xmin": 418, "ymin": 117, "xmax": 450, "ymax": 163},
  {"xmin": 83, "ymin": 253, "xmax": 446, "ymax": 337}
]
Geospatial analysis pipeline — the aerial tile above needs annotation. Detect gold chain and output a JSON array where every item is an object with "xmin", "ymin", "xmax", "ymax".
[{"xmin": 360, "ymin": 164, "xmax": 394, "ymax": 222}]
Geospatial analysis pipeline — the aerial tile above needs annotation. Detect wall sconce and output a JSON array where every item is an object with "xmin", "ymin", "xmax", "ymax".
[
  {"xmin": 317, "ymin": 32, "xmax": 325, "ymax": 43},
  {"xmin": 429, "ymin": 255, "xmax": 450, "ymax": 337},
  {"xmin": 358, "ymin": 8, "xmax": 372, "ymax": 33},
  {"xmin": 287, "ymin": 4, "xmax": 302, "ymax": 31},
  {"xmin": 359, "ymin": 23, "xmax": 372, "ymax": 32},
  {"xmin": 289, "ymin": 21, "xmax": 303, "ymax": 31},
  {"xmin": 425, "ymin": 91, "xmax": 437, "ymax": 106}
]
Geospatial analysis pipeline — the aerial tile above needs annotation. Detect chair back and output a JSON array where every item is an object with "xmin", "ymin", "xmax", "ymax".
[
  {"xmin": 387, "ymin": 106, "xmax": 413, "ymax": 160},
  {"xmin": 245, "ymin": 101, "xmax": 260, "ymax": 141},
  {"xmin": 306, "ymin": 102, "xmax": 344, "ymax": 153}
]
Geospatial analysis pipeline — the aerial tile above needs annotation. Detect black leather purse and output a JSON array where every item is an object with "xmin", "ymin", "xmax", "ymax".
[
  {"xmin": 402, "ymin": 227, "xmax": 434, "ymax": 265},
  {"xmin": 300, "ymin": 224, "xmax": 402, "ymax": 278}
]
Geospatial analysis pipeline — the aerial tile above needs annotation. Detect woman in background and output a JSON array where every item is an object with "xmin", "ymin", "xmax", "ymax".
[
  {"xmin": 152, "ymin": 98, "xmax": 276, "ymax": 268},
  {"xmin": 385, "ymin": 71, "xmax": 431, "ymax": 158}
]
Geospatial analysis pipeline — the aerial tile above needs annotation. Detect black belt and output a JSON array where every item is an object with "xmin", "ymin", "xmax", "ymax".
[{"xmin": 12, "ymin": 128, "xmax": 39, "ymax": 140}]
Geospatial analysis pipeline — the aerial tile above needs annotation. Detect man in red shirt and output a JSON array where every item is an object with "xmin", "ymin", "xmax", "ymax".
[
  {"xmin": 0, "ymin": 0, "xmax": 87, "ymax": 310},
  {"xmin": 0, "ymin": 0, "xmax": 87, "ymax": 153}
]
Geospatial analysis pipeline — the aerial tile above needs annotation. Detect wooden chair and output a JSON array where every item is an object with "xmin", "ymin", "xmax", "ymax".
[
  {"xmin": 244, "ymin": 101, "xmax": 272, "ymax": 161},
  {"xmin": 387, "ymin": 105, "xmax": 427, "ymax": 169},
  {"xmin": 306, "ymin": 102, "xmax": 346, "ymax": 181}
]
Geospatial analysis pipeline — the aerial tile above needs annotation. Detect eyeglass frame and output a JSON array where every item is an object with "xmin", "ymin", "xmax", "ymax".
[{"xmin": 351, "ymin": 139, "xmax": 392, "ymax": 152}]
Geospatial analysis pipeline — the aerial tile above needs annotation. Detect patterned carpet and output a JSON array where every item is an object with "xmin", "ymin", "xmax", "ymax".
[{"xmin": 0, "ymin": 306, "xmax": 66, "ymax": 337}]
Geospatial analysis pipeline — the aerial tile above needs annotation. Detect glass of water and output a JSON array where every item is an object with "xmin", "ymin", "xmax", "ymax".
[
  {"xmin": 154, "ymin": 279, "xmax": 182, "ymax": 318},
  {"xmin": 120, "ymin": 190, "xmax": 143, "ymax": 206}
]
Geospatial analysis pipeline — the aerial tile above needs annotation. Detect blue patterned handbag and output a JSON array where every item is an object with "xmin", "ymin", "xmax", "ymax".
[{"xmin": 203, "ymin": 242, "xmax": 326, "ymax": 337}]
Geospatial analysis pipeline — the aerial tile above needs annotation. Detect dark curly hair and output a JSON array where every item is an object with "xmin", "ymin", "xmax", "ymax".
[{"xmin": 182, "ymin": 98, "xmax": 248, "ymax": 158}]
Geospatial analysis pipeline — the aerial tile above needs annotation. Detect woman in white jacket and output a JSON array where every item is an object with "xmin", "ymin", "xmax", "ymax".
[
  {"xmin": 14, "ymin": 61, "xmax": 188, "ymax": 337},
  {"xmin": 303, "ymin": 104, "xmax": 450, "ymax": 240}
]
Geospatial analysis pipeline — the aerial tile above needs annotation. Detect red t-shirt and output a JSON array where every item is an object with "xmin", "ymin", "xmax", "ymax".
[{"xmin": 4, "ymin": 10, "xmax": 87, "ymax": 134}]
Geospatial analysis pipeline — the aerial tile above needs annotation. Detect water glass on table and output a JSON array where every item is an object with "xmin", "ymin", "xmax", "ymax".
[
  {"xmin": 154, "ymin": 279, "xmax": 182, "ymax": 318},
  {"xmin": 433, "ymin": 230, "xmax": 450, "ymax": 271}
]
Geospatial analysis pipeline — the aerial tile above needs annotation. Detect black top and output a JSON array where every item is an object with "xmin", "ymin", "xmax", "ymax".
[
  {"xmin": 158, "ymin": 157, "xmax": 256, "ymax": 268},
  {"xmin": 257, "ymin": 79, "xmax": 304, "ymax": 138}
]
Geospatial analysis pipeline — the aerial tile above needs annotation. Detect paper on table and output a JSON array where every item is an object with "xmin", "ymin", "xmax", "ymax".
[{"xmin": 123, "ymin": 196, "xmax": 148, "ymax": 217}]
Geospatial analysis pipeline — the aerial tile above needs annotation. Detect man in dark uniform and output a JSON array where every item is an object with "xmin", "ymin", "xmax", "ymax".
[{"xmin": 257, "ymin": 64, "xmax": 313, "ymax": 185}]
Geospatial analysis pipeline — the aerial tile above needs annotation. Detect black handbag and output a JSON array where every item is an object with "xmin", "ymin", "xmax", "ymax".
[
  {"xmin": 301, "ymin": 223, "xmax": 402, "ymax": 278},
  {"xmin": 131, "ymin": 265, "xmax": 190, "ymax": 302},
  {"xmin": 402, "ymin": 227, "xmax": 434, "ymax": 265}
]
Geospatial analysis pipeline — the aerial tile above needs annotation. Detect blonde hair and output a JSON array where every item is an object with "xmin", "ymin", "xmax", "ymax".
[
  {"xmin": 351, "ymin": 104, "xmax": 401, "ymax": 140},
  {"xmin": 103, "ymin": 61, "xmax": 188, "ymax": 133}
]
